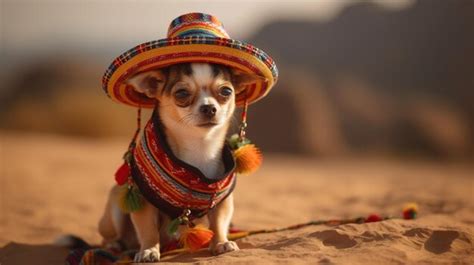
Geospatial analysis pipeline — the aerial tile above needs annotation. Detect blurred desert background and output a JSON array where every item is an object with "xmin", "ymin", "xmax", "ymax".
[{"xmin": 0, "ymin": 0, "xmax": 473, "ymax": 264}]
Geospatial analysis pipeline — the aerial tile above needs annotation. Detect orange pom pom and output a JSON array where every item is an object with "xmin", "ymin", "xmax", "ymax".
[
  {"xmin": 233, "ymin": 144, "xmax": 263, "ymax": 175},
  {"xmin": 180, "ymin": 225, "xmax": 214, "ymax": 252}
]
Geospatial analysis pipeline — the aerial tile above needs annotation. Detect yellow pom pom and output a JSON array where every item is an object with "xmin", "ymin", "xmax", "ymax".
[
  {"xmin": 233, "ymin": 144, "xmax": 263, "ymax": 175},
  {"xmin": 180, "ymin": 225, "xmax": 214, "ymax": 252},
  {"xmin": 403, "ymin": 203, "xmax": 418, "ymax": 212}
]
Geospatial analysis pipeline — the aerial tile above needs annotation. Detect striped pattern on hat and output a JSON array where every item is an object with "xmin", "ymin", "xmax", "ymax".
[{"xmin": 102, "ymin": 12, "xmax": 278, "ymax": 108}]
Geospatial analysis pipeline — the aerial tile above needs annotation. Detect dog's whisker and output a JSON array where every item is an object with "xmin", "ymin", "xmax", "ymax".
[{"xmin": 177, "ymin": 113, "xmax": 195, "ymax": 124}]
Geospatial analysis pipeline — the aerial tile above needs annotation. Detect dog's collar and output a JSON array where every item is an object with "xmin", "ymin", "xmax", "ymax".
[{"xmin": 131, "ymin": 111, "xmax": 236, "ymax": 218}]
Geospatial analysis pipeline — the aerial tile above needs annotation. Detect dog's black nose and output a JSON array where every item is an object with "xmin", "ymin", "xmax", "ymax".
[{"xmin": 199, "ymin": 104, "xmax": 217, "ymax": 118}]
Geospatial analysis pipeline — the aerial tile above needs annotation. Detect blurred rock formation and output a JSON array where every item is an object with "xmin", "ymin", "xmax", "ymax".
[{"xmin": 1, "ymin": 0, "xmax": 473, "ymax": 159}]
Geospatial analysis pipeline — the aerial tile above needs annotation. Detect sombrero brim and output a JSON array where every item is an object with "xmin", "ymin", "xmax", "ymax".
[{"xmin": 102, "ymin": 36, "xmax": 278, "ymax": 108}]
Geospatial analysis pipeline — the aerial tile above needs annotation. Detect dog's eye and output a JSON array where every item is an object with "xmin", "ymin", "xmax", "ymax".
[
  {"xmin": 219, "ymin": 87, "xmax": 233, "ymax": 97},
  {"xmin": 175, "ymin": 89, "xmax": 190, "ymax": 99}
]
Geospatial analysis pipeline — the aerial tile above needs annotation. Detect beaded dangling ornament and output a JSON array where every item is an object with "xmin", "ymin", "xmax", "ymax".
[
  {"xmin": 114, "ymin": 107, "xmax": 144, "ymax": 213},
  {"xmin": 228, "ymin": 99, "xmax": 263, "ymax": 175},
  {"xmin": 168, "ymin": 209, "xmax": 214, "ymax": 252}
]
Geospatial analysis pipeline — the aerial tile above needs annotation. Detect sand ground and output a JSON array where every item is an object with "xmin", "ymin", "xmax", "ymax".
[{"xmin": 0, "ymin": 132, "xmax": 473, "ymax": 264}]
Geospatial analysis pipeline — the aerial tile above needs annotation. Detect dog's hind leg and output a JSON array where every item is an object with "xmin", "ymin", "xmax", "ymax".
[{"xmin": 98, "ymin": 185, "xmax": 126, "ymax": 248}]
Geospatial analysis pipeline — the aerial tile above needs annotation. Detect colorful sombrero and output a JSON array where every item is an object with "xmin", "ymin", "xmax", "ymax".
[{"xmin": 102, "ymin": 12, "xmax": 278, "ymax": 108}]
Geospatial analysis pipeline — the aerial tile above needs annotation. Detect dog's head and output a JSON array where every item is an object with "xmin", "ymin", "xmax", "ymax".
[{"xmin": 127, "ymin": 63, "xmax": 265, "ymax": 133}]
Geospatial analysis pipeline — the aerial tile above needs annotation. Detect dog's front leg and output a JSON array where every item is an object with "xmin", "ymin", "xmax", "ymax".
[
  {"xmin": 130, "ymin": 200, "xmax": 161, "ymax": 262},
  {"xmin": 208, "ymin": 193, "xmax": 239, "ymax": 255}
]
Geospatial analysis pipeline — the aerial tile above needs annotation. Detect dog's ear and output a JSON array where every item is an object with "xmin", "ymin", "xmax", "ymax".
[
  {"xmin": 127, "ymin": 70, "xmax": 167, "ymax": 99},
  {"xmin": 231, "ymin": 69, "xmax": 268, "ymax": 94}
]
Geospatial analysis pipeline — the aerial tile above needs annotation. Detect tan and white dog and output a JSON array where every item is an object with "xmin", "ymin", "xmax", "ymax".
[{"xmin": 98, "ymin": 62, "xmax": 263, "ymax": 262}]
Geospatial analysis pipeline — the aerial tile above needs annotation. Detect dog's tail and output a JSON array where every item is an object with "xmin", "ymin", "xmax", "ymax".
[{"xmin": 54, "ymin": 234, "xmax": 90, "ymax": 249}]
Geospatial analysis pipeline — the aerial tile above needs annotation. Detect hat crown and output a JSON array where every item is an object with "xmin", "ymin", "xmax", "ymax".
[{"xmin": 167, "ymin": 13, "xmax": 230, "ymax": 39}]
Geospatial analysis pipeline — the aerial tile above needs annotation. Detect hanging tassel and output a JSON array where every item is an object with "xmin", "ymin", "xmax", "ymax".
[
  {"xmin": 115, "ymin": 149, "xmax": 134, "ymax": 186},
  {"xmin": 118, "ymin": 184, "xmax": 144, "ymax": 213},
  {"xmin": 168, "ymin": 217, "xmax": 182, "ymax": 236},
  {"xmin": 115, "ymin": 107, "xmax": 141, "ymax": 196},
  {"xmin": 227, "ymin": 98, "xmax": 263, "ymax": 175},
  {"xmin": 402, "ymin": 203, "xmax": 418, "ymax": 220},
  {"xmin": 180, "ymin": 225, "xmax": 214, "ymax": 252},
  {"xmin": 228, "ymin": 134, "xmax": 263, "ymax": 175},
  {"xmin": 168, "ymin": 210, "xmax": 214, "ymax": 252},
  {"xmin": 114, "ymin": 162, "xmax": 130, "ymax": 186},
  {"xmin": 233, "ymin": 143, "xmax": 263, "ymax": 175}
]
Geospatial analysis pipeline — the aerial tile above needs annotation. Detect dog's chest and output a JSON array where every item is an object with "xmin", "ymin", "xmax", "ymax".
[{"xmin": 179, "ymin": 151, "xmax": 224, "ymax": 179}]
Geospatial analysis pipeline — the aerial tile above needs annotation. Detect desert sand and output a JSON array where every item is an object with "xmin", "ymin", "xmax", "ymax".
[{"xmin": 0, "ymin": 132, "xmax": 473, "ymax": 264}]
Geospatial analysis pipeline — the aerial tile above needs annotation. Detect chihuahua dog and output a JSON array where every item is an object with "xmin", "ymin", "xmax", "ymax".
[{"xmin": 98, "ymin": 62, "xmax": 263, "ymax": 262}]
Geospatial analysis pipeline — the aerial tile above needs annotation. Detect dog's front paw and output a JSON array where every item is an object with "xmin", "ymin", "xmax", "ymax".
[
  {"xmin": 134, "ymin": 246, "xmax": 160, "ymax": 263},
  {"xmin": 211, "ymin": 241, "xmax": 239, "ymax": 255}
]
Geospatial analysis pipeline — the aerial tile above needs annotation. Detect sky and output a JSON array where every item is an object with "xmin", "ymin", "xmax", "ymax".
[{"xmin": 1, "ymin": 0, "xmax": 414, "ymax": 56}]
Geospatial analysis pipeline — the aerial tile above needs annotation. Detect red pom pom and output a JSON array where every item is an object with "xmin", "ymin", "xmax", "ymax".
[
  {"xmin": 115, "ymin": 162, "xmax": 130, "ymax": 185},
  {"xmin": 365, "ymin": 214, "xmax": 383, "ymax": 223}
]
